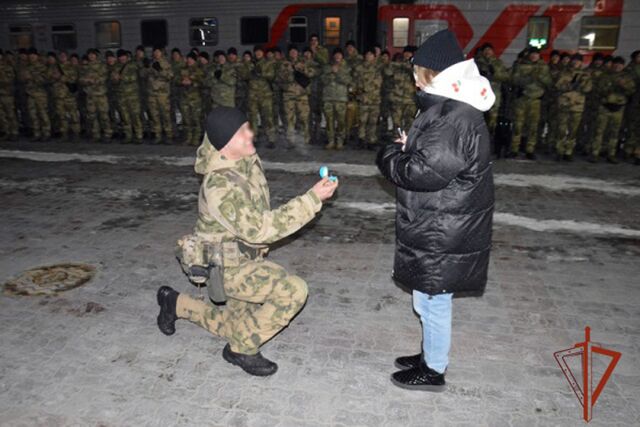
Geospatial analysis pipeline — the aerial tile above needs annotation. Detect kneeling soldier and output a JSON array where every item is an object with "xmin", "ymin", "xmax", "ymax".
[{"xmin": 156, "ymin": 108, "xmax": 338, "ymax": 376}]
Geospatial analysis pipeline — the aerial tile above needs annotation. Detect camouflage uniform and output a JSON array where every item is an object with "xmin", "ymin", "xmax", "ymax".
[
  {"xmin": 386, "ymin": 60, "xmax": 416, "ymax": 131},
  {"xmin": 379, "ymin": 59, "xmax": 393, "ymax": 138},
  {"xmin": 236, "ymin": 59, "xmax": 252, "ymax": 113},
  {"xmin": 79, "ymin": 60, "xmax": 112, "ymax": 141},
  {"xmin": 247, "ymin": 58, "xmax": 277, "ymax": 145},
  {"xmin": 277, "ymin": 56, "xmax": 316, "ymax": 145},
  {"xmin": 112, "ymin": 60, "xmax": 143, "ymax": 143},
  {"xmin": 623, "ymin": 62, "xmax": 640, "ymax": 160},
  {"xmin": 170, "ymin": 58, "xmax": 184, "ymax": 133},
  {"xmin": 136, "ymin": 57, "xmax": 151, "ymax": 135},
  {"xmin": 345, "ymin": 51, "xmax": 363, "ymax": 140},
  {"xmin": 554, "ymin": 66, "xmax": 592, "ymax": 156},
  {"xmin": 592, "ymin": 69, "xmax": 636, "ymax": 159},
  {"xmin": 579, "ymin": 62, "xmax": 607, "ymax": 153},
  {"xmin": 178, "ymin": 63, "xmax": 205, "ymax": 145},
  {"xmin": 47, "ymin": 61, "xmax": 81, "ymax": 140},
  {"xmin": 272, "ymin": 57, "xmax": 286, "ymax": 130},
  {"xmin": 175, "ymin": 137, "xmax": 322, "ymax": 355},
  {"xmin": 476, "ymin": 54, "xmax": 509, "ymax": 134},
  {"xmin": 355, "ymin": 60, "xmax": 382, "ymax": 147},
  {"xmin": 209, "ymin": 62, "xmax": 237, "ymax": 109},
  {"xmin": 0, "ymin": 60, "xmax": 18, "ymax": 139},
  {"xmin": 147, "ymin": 57, "xmax": 174, "ymax": 142},
  {"xmin": 510, "ymin": 58, "xmax": 551, "ymax": 154},
  {"xmin": 544, "ymin": 61, "xmax": 566, "ymax": 151},
  {"xmin": 321, "ymin": 61, "xmax": 352, "ymax": 149},
  {"xmin": 19, "ymin": 59, "xmax": 51, "ymax": 140}
]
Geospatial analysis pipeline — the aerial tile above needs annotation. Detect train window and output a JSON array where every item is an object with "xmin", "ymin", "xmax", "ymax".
[
  {"xmin": 527, "ymin": 17, "xmax": 550, "ymax": 50},
  {"xmin": 579, "ymin": 16, "xmax": 620, "ymax": 51},
  {"xmin": 9, "ymin": 25, "xmax": 33, "ymax": 50},
  {"xmin": 241, "ymin": 17, "xmax": 269, "ymax": 45},
  {"xmin": 324, "ymin": 17, "xmax": 341, "ymax": 46},
  {"xmin": 141, "ymin": 20, "xmax": 168, "ymax": 47},
  {"xmin": 52, "ymin": 24, "xmax": 77, "ymax": 51},
  {"xmin": 95, "ymin": 21, "xmax": 121, "ymax": 48},
  {"xmin": 190, "ymin": 18, "xmax": 218, "ymax": 46},
  {"xmin": 393, "ymin": 18, "xmax": 410, "ymax": 47},
  {"xmin": 289, "ymin": 16, "xmax": 307, "ymax": 44}
]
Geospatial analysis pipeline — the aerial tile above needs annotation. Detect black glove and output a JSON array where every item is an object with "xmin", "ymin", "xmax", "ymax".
[
  {"xmin": 214, "ymin": 70, "xmax": 222, "ymax": 80},
  {"xmin": 143, "ymin": 58, "xmax": 151, "ymax": 68},
  {"xmin": 152, "ymin": 61, "xmax": 161, "ymax": 72}
]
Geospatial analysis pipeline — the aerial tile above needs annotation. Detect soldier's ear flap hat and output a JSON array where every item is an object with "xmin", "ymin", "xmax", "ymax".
[
  {"xmin": 117, "ymin": 49, "xmax": 127, "ymax": 58},
  {"xmin": 186, "ymin": 52, "xmax": 198, "ymax": 61},
  {"xmin": 27, "ymin": 47, "xmax": 38, "ymax": 55},
  {"xmin": 205, "ymin": 107, "xmax": 249, "ymax": 151}
]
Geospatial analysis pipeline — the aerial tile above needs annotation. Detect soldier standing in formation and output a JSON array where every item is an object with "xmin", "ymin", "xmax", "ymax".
[
  {"xmin": 247, "ymin": 46, "xmax": 277, "ymax": 148},
  {"xmin": 47, "ymin": 51, "xmax": 81, "ymax": 142},
  {"xmin": 209, "ymin": 50, "xmax": 237, "ymax": 109},
  {"xmin": 321, "ymin": 48, "xmax": 352, "ymax": 150},
  {"xmin": 0, "ymin": 50, "xmax": 19, "ymax": 141},
  {"xmin": 111, "ymin": 49, "xmax": 143, "ymax": 143},
  {"xmin": 20, "ymin": 47, "xmax": 51, "ymax": 141},
  {"xmin": 355, "ymin": 48, "xmax": 382, "ymax": 150},
  {"xmin": 623, "ymin": 51, "xmax": 640, "ymax": 164},
  {"xmin": 178, "ymin": 52, "xmax": 205, "ymax": 146},
  {"xmin": 79, "ymin": 48, "xmax": 112, "ymax": 142},
  {"xmin": 387, "ymin": 49, "xmax": 416, "ymax": 134},
  {"xmin": 475, "ymin": 43, "xmax": 508, "ymax": 137}
]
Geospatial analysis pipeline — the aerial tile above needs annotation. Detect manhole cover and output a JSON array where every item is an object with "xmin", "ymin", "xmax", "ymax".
[{"xmin": 3, "ymin": 263, "xmax": 96, "ymax": 296}]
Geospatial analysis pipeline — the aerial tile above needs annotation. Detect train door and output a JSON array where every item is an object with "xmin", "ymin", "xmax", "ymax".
[{"xmin": 414, "ymin": 19, "xmax": 448, "ymax": 46}]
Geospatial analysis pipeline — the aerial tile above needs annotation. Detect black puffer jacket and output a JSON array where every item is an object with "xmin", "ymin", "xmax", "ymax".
[{"xmin": 377, "ymin": 91, "xmax": 494, "ymax": 297}]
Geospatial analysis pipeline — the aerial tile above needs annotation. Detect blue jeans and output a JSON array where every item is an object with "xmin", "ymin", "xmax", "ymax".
[{"xmin": 412, "ymin": 290, "xmax": 453, "ymax": 374}]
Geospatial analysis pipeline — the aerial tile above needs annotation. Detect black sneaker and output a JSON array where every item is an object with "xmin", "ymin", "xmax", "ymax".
[
  {"xmin": 394, "ymin": 353, "xmax": 422, "ymax": 370},
  {"xmin": 563, "ymin": 154, "xmax": 573, "ymax": 162},
  {"xmin": 391, "ymin": 361, "xmax": 446, "ymax": 392},
  {"xmin": 156, "ymin": 286, "xmax": 179, "ymax": 336},
  {"xmin": 222, "ymin": 344, "xmax": 278, "ymax": 376},
  {"xmin": 525, "ymin": 152, "xmax": 537, "ymax": 160}
]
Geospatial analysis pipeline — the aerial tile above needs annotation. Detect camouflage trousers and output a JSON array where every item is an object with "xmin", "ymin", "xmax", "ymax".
[
  {"xmin": 117, "ymin": 94, "xmax": 143, "ymax": 142},
  {"xmin": 148, "ymin": 93, "xmax": 173, "ymax": 140},
  {"xmin": 53, "ymin": 95, "xmax": 81, "ymax": 138},
  {"xmin": 176, "ymin": 259, "xmax": 308, "ymax": 355},
  {"xmin": 578, "ymin": 98, "xmax": 600, "ymax": 153},
  {"xmin": 358, "ymin": 103, "xmax": 380, "ymax": 145},
  {"xmin": 487, "ymin": 90, "xmax": 501, "ymax": 135},
  {"xmin": 0, "ymin": 95, "xmax": 18, "ymax": 138},
  {"xmin": 346, "ymin": 101, "xmax": 359, "ymax": 137},
  {"xmin": 511, "ymin": 97, "xmax": 541, "ymax": 154},
  {"xmin": 248, "ymin": 91, "xmax": 276, "ymax": 143},
  {"xmin": 284, "ymin": 96, "xmax": 310, "ymax": 144},
  {"xmin": 323, "ymin": 101, "xmax": 346, "ymax": 147},
  {"xmin": 180, "ymin": 94, "xmax": 203, "ymax": 146},
  {"xmin": 86, "ymin": 94, "xmax": 112, "ymax": 140},
  {"xmin": 593, "ymin": 106, "xmax": 624, "ymax": 158},
  {"xmin": 556, "ymin": 110, "xmax": 583, "ymax": 156},
  {"xmin": 27, "ymin": 92, "xmax": 51, "ymax": 139},
  {"xmin": 392, "ymin": 102, "xmax": 416, "ymax": 132}
]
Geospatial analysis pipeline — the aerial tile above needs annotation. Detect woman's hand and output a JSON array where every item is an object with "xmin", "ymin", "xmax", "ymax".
[
  {"xmin": 311, "ymin": 177, "xmax": 339, "ymax": 202},
  {"xmin": 394, "ymin": 129, "xmax": 408, "ymax": 151}
]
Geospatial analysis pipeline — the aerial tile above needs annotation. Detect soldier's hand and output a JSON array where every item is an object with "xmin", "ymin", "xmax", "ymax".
[{"xmin": 312, "ymin": 177, "xmax": 339, "ymax": 202}]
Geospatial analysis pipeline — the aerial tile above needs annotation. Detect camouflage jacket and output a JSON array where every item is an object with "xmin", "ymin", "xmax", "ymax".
[
  {"xmin": 208, "ymin": 62, "xmax": 236, "ymax": 105},
  {"xmin": 79, "ymin": 60, "xmax": 108, "ymax": 97},
  {"xmin": 192, "ymin": 135, "xmax": 322, "ymax": 254},
  {"xmin": 179, "ymin": 64, "xmax": 205, "ymax": 100},
  {"xmin": 312, "ymin": 45, "xmax": 329, "ymax": 66},
  {"xmin": 19, "ymin": 60, "xmax": 49, "ymax": 96},
  {"xmin": 626, "ymin": 63, "xmax": 640, "ymax": 106},
  {"xmin": 386, "ymin": 60, "xmax": 416, "ymax": 104},
  {"xmin": 0, "ymin": 61, "xmax": 16, "ymax": 96},
  {"xmin": 147, "ymin": 57, "xmax": 174, "ymax": 94},
  {"xmin": 595, "ymin": 69, "xmax": 636, "ymax": 107},
  {"xmin": 248, "ymin": 58, "xmax": 275, "ymax": 94},
  {"xmin": 111, "ymin": 61, "xmax": 139, "ymax": 98},
  {"xmin": 511, "ymin": 59, "xmax": 551, "ymax": 99},
  {"xmin": 354, "ymin": 61, "xmax": 382, "ymax": 105},
  {"xmin": 321, "ymin": 61, "xmax": 352, "ymax": 102},
  {"xmin": 555, "ymin": 67, "xmax": 592, "ymax": 112},
  {"xmin": 46, "ymin": 62, "xmax": 78, "ymax": 99},
  {"xmin": 475, "ymin": 55, "xmax": 509, "ymax": 93},
  {"xmin": 277, "ymin": 57, "xmax": 316, "ymax": 99}
]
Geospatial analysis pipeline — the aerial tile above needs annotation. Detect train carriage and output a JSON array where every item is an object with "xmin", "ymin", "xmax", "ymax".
[{"xmin": 0, "ymin": 0, "xmax": 637, "ymax": 64}]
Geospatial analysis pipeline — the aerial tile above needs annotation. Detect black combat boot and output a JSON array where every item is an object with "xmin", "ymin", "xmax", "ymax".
[
  {"xmin": 606, "ymin": 156, "xmax": 619, "ymax": 164},
  {"xmin": 156, "ymin": 286, "xmax": 179, "ymax": 336},
  {"xmin": 391, "ymin": 360, "xmax": 446, "ymax": 392},
  {"xmin": 394, "ymin": 353, "xmax": 423, "ymax": 370},
  {"xmin": 505, "ymin": 151, "xmax": 518, "ymax": 159},
  {"xmin": 525, "ymin": 152, "xmax": 537, "ymax": 160},
  {"xmin": 222, "ymin": 344, "xmax": 278, "ymax": 376}
]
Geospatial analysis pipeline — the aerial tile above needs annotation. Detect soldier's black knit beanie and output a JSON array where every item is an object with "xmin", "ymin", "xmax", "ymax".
[
  {"xmin": 205, "ymin": 108, "xmax": 248, "ymax": 151},
  {"xmin": 411, "ymin": 29, "xmax": 464, "ymax": 72}
]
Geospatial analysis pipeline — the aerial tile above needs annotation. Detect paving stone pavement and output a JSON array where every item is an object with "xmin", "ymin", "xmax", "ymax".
[{"xmin": 0, "ymin": 140, "xmax": 639, "ymax": 427}]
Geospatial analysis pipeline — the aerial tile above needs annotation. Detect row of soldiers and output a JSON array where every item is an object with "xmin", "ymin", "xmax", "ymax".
[
  {"xmin": 0, "ymin": 37, "xmax": 420, "ymax": 150},
  {"xmin": 476, "ymin": 44, "xmax": 640, "ymax": 164}
]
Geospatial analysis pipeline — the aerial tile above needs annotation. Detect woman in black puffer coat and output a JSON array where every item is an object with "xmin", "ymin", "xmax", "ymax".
[{"xmin": 377, "ymin": 29, "xmax": 495, "ymax": 391}]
